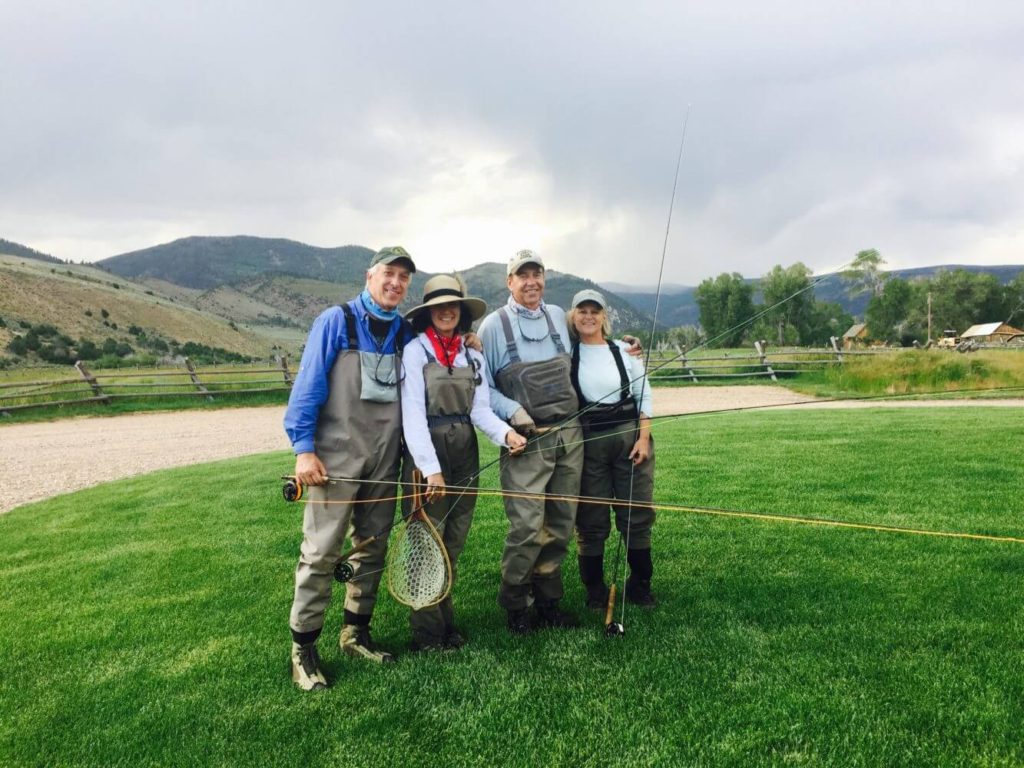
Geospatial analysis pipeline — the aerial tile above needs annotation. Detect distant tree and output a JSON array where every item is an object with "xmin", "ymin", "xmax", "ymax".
[
  {"xmin": 803, "ymin": 300, "xmax": 854, "ymax": 346},
  {"xmin": 100, "ymin": 308, "xmax": 110, "ymax": 319},
  {"xmin": 759, "ymin": 263, "xmax": 814, "ymax": 345},
  {"xmin": 7, "ymin": 336, "xmax": 27, "ymax": 356},
  {"xmin": 1003, "ymin": 271, "xmax": 1024, "ymax": 327},
  {"xmin": 841, "ymin": 249, "xmax": 888, "ymax": 299},
  {"xmin": 866, "ymin": 278, "xmax": 915, "ymax": 342},
  {"xmin": 694, "ymin": 273, "xmax": 755, "ymax": 347},
  {"xmin": 76, "ymin": 339, "xmax": 99, "ymax": 360},
  {"xmin": 101, "ymin": 337, "xmax": 118, "ymax": 355},
  {"xmin": 667, "ymin": 325, "xmax": 703, "ymax": 350},
  {"xmin": 929, "ymin": 269, "xmax": 1009, "ymax": 333}
]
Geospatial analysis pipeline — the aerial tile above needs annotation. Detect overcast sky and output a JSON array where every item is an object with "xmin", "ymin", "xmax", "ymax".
[{"xmin": 2, "ymin": 1, "xmax": 1022, "ymax": 286}]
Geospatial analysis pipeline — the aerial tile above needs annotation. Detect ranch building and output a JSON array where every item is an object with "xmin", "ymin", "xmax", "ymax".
[
  {"xmin": 960, "ymin": 322, "xmax": 1024, "ymax": 344},
  {"xmin": 842, "ymin": 322, "xmax": 869, "ymax": 350}
]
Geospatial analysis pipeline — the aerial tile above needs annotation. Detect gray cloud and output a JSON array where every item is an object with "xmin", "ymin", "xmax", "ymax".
[{"xmin": 2, "ymin": 1, "xmax": 1022, "ymax": 285}]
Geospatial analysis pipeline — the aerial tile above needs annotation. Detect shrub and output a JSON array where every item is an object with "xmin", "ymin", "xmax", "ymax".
[{"xmin": 100, "ymin": 309, "xmax": 109, "ymax": 319}]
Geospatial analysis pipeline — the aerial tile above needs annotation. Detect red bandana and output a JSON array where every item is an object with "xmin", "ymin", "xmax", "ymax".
[{"xmin": 426, "ymin": 326, "xmax": 462, "ymax": 372}]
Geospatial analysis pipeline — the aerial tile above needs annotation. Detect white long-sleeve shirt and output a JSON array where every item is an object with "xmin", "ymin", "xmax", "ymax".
[
  {"xmin": 575, "ymin": 339, "xmax": 654, "ymax": 417},
  {"xmin": 401, "ymin": 333, "xmax": 515, "ymax": 477}
]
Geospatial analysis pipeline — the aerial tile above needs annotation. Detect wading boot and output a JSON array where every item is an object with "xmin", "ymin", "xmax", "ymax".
[
  {"xmin": 506, "ymin": 608, "xmax": 533, "ymax": 635},
  {"xmin": 340, "ymin": 624, "xmax": 396, "ymax": 664},
  {"xmin": 578, "ymin": 555, "xmax": 609, "ymax": 610},
  {"xmin": 290, "ymin": 642, "xmax": 328, "ymax": 691},
  {"xmin": 535, "ymin": 600, "xmax": 580, "ymax": 629},
  {"xmin": 625, "ymin": 548, "xmax": 656, "ymax": 607}
]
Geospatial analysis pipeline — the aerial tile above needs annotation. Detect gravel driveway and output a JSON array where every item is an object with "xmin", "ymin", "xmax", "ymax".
[{"xmin": 2, "ymin": 386, "xmax": 1020, "ymax": 515}]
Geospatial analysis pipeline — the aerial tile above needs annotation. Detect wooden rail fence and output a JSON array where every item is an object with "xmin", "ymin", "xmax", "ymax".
[{"xmin": 0, "ymin": 357, "xmax": 294, "ymax": 414}]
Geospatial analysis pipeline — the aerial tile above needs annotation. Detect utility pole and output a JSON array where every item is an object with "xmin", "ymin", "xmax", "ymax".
[{"xmin": 927, "ymin": 292, "xmax": 932, "ymax": 343}]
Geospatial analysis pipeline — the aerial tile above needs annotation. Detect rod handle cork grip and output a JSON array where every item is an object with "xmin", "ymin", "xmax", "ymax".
[{"xmin": 604, "ymin": 584, "xmax": 618, "ymax": 627}]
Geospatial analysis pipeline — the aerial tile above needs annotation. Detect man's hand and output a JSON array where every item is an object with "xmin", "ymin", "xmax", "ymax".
[
  {"xmin": 295, "ymin": 452, "xmax": 328, "ymax": 486},
  {"xmin": 622, "ymin": 334, "xmax": 644, "ymax": 358},
  {"xmin": 424, "ymin": 472, "xmax": 446, "ymax": 503},
  {"xmin": 509, "ymin": 407, "xmax": 537, "ymax": 437},
  {"xmin": 505, "ymin": 429, "xmax": 528, "ymax": 455},
  {"xmin": 463, "ymin": 331, "xmax": 483, "ymax": 352}
]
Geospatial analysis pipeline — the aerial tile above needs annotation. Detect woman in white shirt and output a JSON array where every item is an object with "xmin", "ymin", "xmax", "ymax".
[
  {"xmin": 567, "ymin": 289, "xmax": 657, "ymax": 610},
  {"xmin": 401, "ymin": 274, "xmax": 527, "ymax": 651}
]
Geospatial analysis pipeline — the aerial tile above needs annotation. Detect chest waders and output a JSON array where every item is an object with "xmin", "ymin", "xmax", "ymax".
[
  {"xmin": 402, "ymin": 357, "xmax": 482, "ymax": 646},
  {"xmin": 290, "ymin": 304, "xmax": 409, "ymax": 635},
  {"xmin": 569, "ymin": 340, "xmax": 640, "ymax": 433},
  {"xmin": 491, "ymin": 306, "xmax": 584, "ymax": 613},
  {"xmin": 494, "ymin": 307, "xmax": 579, "ymax": 424},
  {"xmin": 570, "ymin": 340, "xmax": 656, "ymax": 610}
]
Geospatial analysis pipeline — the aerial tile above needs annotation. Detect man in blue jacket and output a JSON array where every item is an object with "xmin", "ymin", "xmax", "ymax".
[{"xmin": 283, "ymin": 246, "xmax": 416, "ymax": 690}]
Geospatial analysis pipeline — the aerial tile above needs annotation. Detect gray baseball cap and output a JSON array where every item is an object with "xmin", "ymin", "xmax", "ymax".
[
  {"xmin": 507, "ymin": 249, "xmax": 545, "ymax": 276},
  {"xmin": 369, "ymin": 245, "xmax": 416, "ymax": 272},
  {"xmin": 571, "ymin": 289, "xmax": 607, "ymax": 309}
]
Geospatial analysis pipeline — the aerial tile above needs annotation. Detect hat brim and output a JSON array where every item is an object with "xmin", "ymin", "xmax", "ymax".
[{"xmin": 405, "ymin": 295, "xmax": 487, "ymax": 322}]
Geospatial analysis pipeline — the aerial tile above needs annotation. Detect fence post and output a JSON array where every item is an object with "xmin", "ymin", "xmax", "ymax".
[
  {"xmin": 754, "ymin": 340, "xmax": 777, "ymax": 381},
  {"xmin": 184, "ymin": 357, "xmax": 214, "ymax": 401},
  {"xmin": 830, "ymin": 335, "xmax": 844, "ymax": 364},
  {"xmin": 75, "ymin": 361, "xmax": 111, "ymax": 404},
  {"xmin": 279, "ymin": 355, "xmax": 293, "ymax": 386}
]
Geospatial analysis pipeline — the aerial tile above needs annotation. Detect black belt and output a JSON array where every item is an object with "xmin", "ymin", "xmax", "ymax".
[{"xmin": 427, "ymin": 413, "xmax": 472, "ymax": 428}]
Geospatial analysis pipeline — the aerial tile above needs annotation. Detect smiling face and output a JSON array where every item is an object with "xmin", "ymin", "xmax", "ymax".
[
  {"xmin": 365, "ymin": 262, "xmax": 412, "ymax": 310},
  {"xmin": 572, "ymin": 301, "xmax": 606, "ymax": 342},
  {"xmin": 429, "ymin": 301, "xmax": 462, "ymax": 337},
  {"xmin": 507, "ymin": 265, "xmax": 545, "ymax": 309}
]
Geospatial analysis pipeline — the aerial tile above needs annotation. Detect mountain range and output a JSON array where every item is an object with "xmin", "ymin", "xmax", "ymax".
[{"xmin": 2, "ymin": 235, "xmax": 1022, "ymax": 363}]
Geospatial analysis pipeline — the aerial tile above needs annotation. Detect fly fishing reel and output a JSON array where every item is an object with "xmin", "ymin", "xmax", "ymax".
[
  {"xmin": 282, "ymin": 478, "xmax": 304, "ymax": 503},
  {"xmin": 604, "ymin": 622, "xmax": 625, "ymax": 638},
  {"xmin": 334, "ymin": 561, "xmax": 355, "ymax": 583}
]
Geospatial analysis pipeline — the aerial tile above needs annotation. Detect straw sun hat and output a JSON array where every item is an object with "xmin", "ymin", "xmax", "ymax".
[{"xmin": 404, "ymin": 273, "xmax": 487, "ymax": 323}]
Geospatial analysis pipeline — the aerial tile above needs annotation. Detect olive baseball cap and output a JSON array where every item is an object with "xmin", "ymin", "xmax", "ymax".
[
  {"xmin": 369, "ymin": 246, "xmax": 416, "ymax": 272},
  {"xmin": 571, "ymin": 289, "xmax": 607, "ymax": 309},
  {"xmin": 507, "ymin": 249, "xmax": 545, "ymax": 276}
]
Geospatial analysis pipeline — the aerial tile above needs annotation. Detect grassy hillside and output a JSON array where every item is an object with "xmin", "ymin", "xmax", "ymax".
[{"xmin": 0, "ymin": 254, "xmax": 292, "ymax": 361}]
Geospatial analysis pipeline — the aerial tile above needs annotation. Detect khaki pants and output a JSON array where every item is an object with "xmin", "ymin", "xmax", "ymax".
[
  {"xmin": 289, "ymin": 476, "xmax": 398, "ymax": 633},
  {"xmin": 576, "ymin": 429, "xmax": 655, "ymax": 556},
  {"xmin": 497, "ymin": 423, "xmax": 583, "ymax": 610}
]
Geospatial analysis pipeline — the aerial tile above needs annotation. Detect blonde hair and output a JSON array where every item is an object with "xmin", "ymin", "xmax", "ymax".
[{"xmin": 567, "ymin": 305, "xmax": 612, "ymax": 341}]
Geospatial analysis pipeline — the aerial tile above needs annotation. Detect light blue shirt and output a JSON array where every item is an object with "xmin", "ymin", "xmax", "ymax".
[{"xmin": 477, "ymin": 302, "xmax": 571, "ymax": 420}]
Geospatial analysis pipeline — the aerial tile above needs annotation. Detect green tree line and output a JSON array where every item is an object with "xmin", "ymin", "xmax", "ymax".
[{"xmin": 689, "ymin": 250, "xmax": 1024, "ymax": 348}]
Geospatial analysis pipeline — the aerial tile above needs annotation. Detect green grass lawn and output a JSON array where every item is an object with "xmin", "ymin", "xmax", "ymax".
[{"xmin": 2, "ymin": 409, "xmax": 1023, "ymax": 766}]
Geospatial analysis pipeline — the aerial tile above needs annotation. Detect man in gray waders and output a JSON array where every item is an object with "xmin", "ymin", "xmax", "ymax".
[
  {"xmin": 478, "ymin": 250, "xmax": 584, "ymax": 634},
  {"xmin": 283, "ymin": 246, "xmax": 417, "ymax": 690}
]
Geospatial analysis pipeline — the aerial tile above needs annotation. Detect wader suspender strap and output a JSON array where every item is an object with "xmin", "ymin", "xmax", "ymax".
[
  {"xmin": 498, "ymin": 306, "xmax": 567, "ymax": 361},
  {"xmin": 570, "ymin": 340, "xmax": 631, "ymax": 406},
  {"xmin": 340, "ymin": 304, "xmax": 359, "ymax": 350},
  {"xmin": 340, "ymin": 303, "xmax": 410, "ymax": 353}
]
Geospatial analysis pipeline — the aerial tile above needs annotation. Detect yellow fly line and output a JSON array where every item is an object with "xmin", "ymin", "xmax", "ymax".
[{"xmin": 281, "ymin": 477, "xmax": 1024, "ymax": 546}]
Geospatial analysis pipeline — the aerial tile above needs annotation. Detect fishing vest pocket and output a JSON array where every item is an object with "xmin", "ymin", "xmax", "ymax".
[
  {"xmin": 359, "ymin": 351, "xmax": 400, "ymax": 403},
  {"xmin": 495, "ymin": 356, "xmax": 579, "ymax": 424}
]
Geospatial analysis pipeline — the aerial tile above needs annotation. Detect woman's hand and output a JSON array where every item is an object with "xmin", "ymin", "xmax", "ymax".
[
  {"xmin": 629, "ymin": 435, "xmax": 651, "ymax": 465},
  {"xmin": 505, "ymin": 429, "xmax": 528, "ymax": 455},
  {"xmin": 424, "ymin": 472, "xmax": 446, "ymax": 502}
]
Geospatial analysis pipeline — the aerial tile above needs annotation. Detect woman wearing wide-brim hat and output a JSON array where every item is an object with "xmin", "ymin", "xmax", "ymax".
[{"xmin": 400, "ymin": 273, "xmax": 528, "ymax": 651}]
